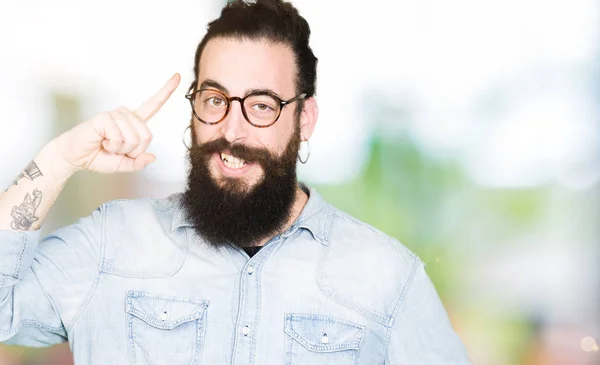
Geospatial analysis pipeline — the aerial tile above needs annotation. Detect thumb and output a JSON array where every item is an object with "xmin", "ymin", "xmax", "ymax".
[{"xmin": 118, "ymin": 152, "xmax": 156, "ymax": 172}]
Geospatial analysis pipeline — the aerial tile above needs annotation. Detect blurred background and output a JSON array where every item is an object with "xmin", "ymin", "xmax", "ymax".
[{"xmin": 0, "ymin": 0, "xmax": 599, "ymax": 364}]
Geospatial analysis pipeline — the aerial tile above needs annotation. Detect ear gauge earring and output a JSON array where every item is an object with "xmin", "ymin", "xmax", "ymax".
[
  {"xmin": 297, "ymin": 139, "xmax": 311, "ymax": 164},
  {"xmin": 182, "ymin": 125, "xmax": 192, "ymax": 150}
]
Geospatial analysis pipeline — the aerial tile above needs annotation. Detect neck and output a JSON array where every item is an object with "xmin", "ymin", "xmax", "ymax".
[{"xmin": 253, "ymin": 184, "xmax": 308, "ymax": 247}]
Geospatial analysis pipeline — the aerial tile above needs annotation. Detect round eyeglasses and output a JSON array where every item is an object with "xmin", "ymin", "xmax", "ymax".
[{"xmin": 185, "ymin": 88, "xmax": 307, "ymax": 128}]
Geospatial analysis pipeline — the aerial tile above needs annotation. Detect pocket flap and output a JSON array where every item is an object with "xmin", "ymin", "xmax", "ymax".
[
  {"xmin": 126, "ymin": 291, "xmax": 208, "ymax": 330},
  {"xmin": 284, "ymin": 313, "xmax": 364, "ymax": 352}
]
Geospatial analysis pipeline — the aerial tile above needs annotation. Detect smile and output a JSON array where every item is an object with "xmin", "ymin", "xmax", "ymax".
[
  {"xmin": 214, "ymin": 151, "xmax": 255, "ymax": 178},
  {"xmin": 220, "ymin": 152, "xmax": 247, "ymax": 169}
]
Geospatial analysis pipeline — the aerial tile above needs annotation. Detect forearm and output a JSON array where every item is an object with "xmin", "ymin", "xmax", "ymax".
[{"xmin": 0, "ymin": 140, "xmax": 76, "ymax": 231}]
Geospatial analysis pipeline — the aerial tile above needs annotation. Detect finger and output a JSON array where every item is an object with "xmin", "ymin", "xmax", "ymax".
[
  {"xmin": 117, "ymin": 107, "xmax": 152, "ymax": 158},
  {"xmin": 93, "ymin": 115, "xmax": 124, "ymax": 154},
  {"xmin": 117, "ymin": 152, "xmax": 156, "ymax": 173},
  {"xmin": 111, "ymin": 110, "xmax": 140, "ymax": 155},
  {"xmin": 135, "ymin": 73, "xmax": 181, "ymax": 122}
]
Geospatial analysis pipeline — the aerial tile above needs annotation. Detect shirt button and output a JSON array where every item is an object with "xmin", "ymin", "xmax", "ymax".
[
  {"xmin": 321, "ymin": 334, "xmax": 329, "ymax": 344},
  {"xmin": 247, "ymin": 265, "xmax": 254, "ymax": 275},
  {"xmin": 242, "ymin": 325, "xmax": 250, "ymax": 336},
  {"xmin": 160, "ymin": 312, "xmax": 168, "ymax": 321}
]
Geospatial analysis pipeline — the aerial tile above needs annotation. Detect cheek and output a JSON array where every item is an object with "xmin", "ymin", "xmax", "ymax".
[
  {"xmin": 260, "ymin": 122, "xmax": 295, "ymax": 154},
  {"xmin": 194, "ymin": 123, "xmax": 219, "ymax": 144},
  {"xmin": 253, "ymin": 134, "xmax": 284, "ymax": 157}
]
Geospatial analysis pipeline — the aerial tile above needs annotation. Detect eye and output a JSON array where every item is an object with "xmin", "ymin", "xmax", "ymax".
[
  {"xmin": 209, "ymin": 97, "xmax": 225, "ymax": 107},
  {"xmin": 253, "ymin": 103, "xmax": 273, "ymax": 112}
]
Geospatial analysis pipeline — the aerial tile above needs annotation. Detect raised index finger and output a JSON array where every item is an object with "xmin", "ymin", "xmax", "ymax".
[{"xmin": 135, "ymin": 73, "xmax": 181, "ymax": 122}]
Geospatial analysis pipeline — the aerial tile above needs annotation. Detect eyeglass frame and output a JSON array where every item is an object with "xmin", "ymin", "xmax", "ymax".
[{"xmin": 185, "ymin": 87, "xmax": 307, "ymax": 128}]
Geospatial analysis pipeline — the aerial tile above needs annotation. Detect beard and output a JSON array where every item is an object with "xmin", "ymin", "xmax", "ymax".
[{"xmin": 181, "ymin": 123, "xmax": 301, "ymax": 249}]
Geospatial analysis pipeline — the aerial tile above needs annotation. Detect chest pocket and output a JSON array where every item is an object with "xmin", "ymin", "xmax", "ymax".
[
  {"xmin": 284, "ymin": 313, "xmax": 365, "ymax": 365},
  {"xmin": 126, "ymin": 291, "xmax": 209, "ymax": 365}
]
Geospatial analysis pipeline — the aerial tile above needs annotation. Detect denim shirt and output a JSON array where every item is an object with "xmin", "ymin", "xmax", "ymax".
[{"xmin": 0, "ymin": 188, "xmax": 472, "ymax": 364}]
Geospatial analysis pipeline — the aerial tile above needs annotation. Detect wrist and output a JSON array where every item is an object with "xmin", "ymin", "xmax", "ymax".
[{"xmin": 37, "ymin": 139, "xmax": 79, "ymax": 179}]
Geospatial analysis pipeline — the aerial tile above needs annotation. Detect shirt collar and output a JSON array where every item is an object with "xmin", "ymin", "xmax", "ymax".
[
  {"xmin": 170, "ymin": 185, "xmax": 333, "ymax": 245},
  {"xmin": 280, "ymin": 186, "xmax": 333, "ymax": 245},
  {"xmin": 170, "ymin": 194, "xmax": 192, "ymax": 232}
]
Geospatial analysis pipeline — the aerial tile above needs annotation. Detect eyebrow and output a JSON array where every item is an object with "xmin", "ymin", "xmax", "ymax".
[
  {"xmin": 245, "ymin": 88, "xmax": 283, "ymax": 100},
  {"xmin": 199, "ymin": 79, "xmax": 283, "ymax": 99},
  {"xmin": 199, "ymin": 79, "xmax": 229, "ymax": 94}
]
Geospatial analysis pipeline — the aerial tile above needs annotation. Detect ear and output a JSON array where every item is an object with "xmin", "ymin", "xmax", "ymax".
[{"xmin": 299, "ymin": 96, "xmax": 319, "ymax": 141}]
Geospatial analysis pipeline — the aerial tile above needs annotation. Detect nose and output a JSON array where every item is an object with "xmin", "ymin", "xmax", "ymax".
[{"xmin": 219, "ymin": 100, "xmax": 249, "ymax": 143}]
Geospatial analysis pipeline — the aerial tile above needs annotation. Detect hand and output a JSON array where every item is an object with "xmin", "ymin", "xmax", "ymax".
[{"xmin": 53, "ymin": 73, "xmax": 181, "ymax": 174}]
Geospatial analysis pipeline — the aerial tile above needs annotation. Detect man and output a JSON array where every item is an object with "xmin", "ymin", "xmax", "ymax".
[{"xmin": 0, "ymin": 1, "xmax": 472, "ymax": 364}]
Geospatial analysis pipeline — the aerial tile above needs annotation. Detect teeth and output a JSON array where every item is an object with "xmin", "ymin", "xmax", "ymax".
[{"xmin": 220, "ymin": 153, "xmax": 246, "ymax": 169}]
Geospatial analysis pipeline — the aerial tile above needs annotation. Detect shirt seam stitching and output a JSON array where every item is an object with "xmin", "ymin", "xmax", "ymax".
[
  {"xmin": 14, "ymin": 232, "xmax": 28, "ymax": 278},
  {"xmin": 66, "ymin": 204, "xmax": 107, "ymax": 333},
  {"xmin": 0, "ymin": 319, "xmax": 65, "ymax": 336},
  {"xmin": 382, "ymin": 257, "xmax": 421, "ymax": 360},
  {"xmin": 316, "ymin": 233, "xmax": 393, "ymax": 325}
]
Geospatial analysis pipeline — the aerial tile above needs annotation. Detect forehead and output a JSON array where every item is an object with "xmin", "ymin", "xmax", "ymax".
[{"xmin": 198, "ymin": 38, "xmax": 297, "ymax": 96}]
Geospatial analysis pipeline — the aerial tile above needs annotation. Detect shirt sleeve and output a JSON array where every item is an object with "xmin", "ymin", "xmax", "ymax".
[
  {"xmin": 385, "ymin": 262, "xmax": 473, "ymax": 365},
  {"xmin": 0, "ymin": 205, "xmax": 104, "ymax": 347}
]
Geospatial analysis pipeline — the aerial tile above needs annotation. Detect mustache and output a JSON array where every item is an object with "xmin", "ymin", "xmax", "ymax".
[{"xmin": 191, "ymin": 138, "xmax": 276, "ymax": 165}]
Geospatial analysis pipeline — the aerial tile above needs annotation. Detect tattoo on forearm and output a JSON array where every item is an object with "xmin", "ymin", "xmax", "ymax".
[
  {"xmin": 4, "ymin": 161, "xmax": 43, "ymax": 192},
  {"xmin": 5, "ymin": 172, "xmax": 24, "ymax": 192},
  {"xmin": 23, "ymin": 161, "xmax": 43, "ymax": 180},
  {"xmin": 11, "ymin": 189, "xmax": 43, "ymax": 230}
]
